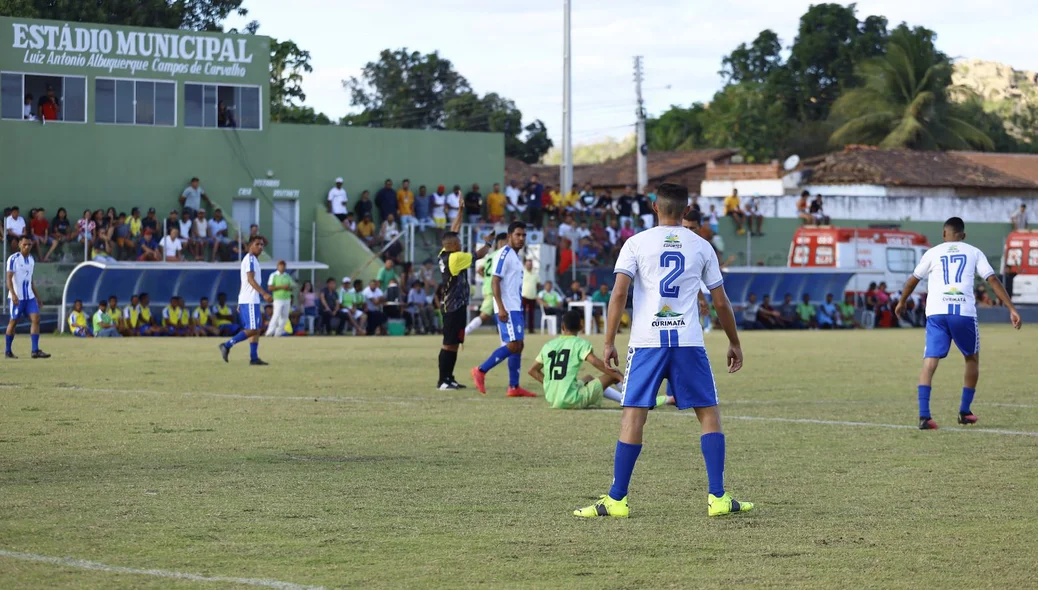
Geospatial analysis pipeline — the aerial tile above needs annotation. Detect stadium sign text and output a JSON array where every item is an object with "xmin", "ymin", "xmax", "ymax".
[{"xmin": 10, "ymin": 22, "xmax": 254, "ymax": 78}]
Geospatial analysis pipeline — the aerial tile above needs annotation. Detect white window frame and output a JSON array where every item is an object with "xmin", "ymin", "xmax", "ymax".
[
  {"xmin": 0, "ymin": 70, "xmax": 87, "ymax": 124},
  {"xmin": 184, "ymin": 81, "xmax": 262, "ymax": 131},
  {"xmin": 94, "ymin": 76, "xmax": 177, "ymax": 127}
]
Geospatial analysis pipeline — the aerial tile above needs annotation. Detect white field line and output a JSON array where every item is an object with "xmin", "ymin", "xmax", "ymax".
[
  {"xmin": 720, "ymin": 414, "xmax": 1038, "ymax": 437},
  {"xmin": 0, "ymin": 549, "xmax": 324, "ymax": 590}
]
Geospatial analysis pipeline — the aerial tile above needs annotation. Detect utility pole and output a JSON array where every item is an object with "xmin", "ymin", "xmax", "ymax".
[
  {"xmin": 634, "ymin": 56, "xmax": 647, "ymax": 192},
  {"xmin": 561, "ymin": 0, "xmax": 573, "ymax": 199}
]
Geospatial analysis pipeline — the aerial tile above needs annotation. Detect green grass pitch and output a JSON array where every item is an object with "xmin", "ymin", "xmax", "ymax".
[{"xmin": 1, "ymin": 326, "xmax": 1036, "ymax": 588}]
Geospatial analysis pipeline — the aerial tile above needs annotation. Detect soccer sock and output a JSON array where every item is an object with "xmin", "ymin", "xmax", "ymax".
[
  {"xmin": 608, "ymin": 441, "xmax": 642, "ymax": 501},
  {"xmin": 603, "ymin": 386, "xmax": 623, "ymax": 403},
  {"xmin": 507, "ymin": 353, "xmax": 521, "ymax": 388},
  {"xmin": 437, "ymin": 349, "xmax": 448, "ymax": 383},
  {"xmin": 918, "ymin": 385, "xmax": 932, "ymax": 418},
  {"xmin": 225, "ymin": 331, "xmax": 248, "ymax": 348},
  {"xmin": 4, "ymin": 334, "xmax": 12, "ymax": 353},
  {"xmin": 960, "ymin": 387, "xmax": 976, "ymax": 414},
  {"xmin": 249, "ymin": 342, "xmax": 258, "ymax": 361},
  {"xmin": 30, "ymin": 334, "xmax": 39, "ymax": 352},
  {"xmin": 464, "ymin": 316, "xmax": 482, "ymax": 336},
  {"xmin": 700, "ymin": 432, "xmax": 726, "ymax": 498},
  {"xmin": 478, "ymin": 345, "xmax": 511, "ymax": 373}
]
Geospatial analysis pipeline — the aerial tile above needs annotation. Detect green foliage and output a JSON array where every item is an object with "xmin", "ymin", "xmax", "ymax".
[
  {"xmin": 647, "ymin": 103, "xmax": 708, "ymax": 151},
  {"xmin": 719, "ymin": 30, "xmax": 784, "ymax": 85},
  {"xmin": 268, "ymin": 38, "xmax": 320, "ymax": 123},
  {"xmin": 829, "ymin": 26, "xmax": 993, "ymax": 151},
  {"xmin": 543, "ymin": 134, "xmax": 635, "ymax": 165},
  {"xmin": 0, "ymin": 0, "xmax": 248, "ymax": 31},
  {"xmin": 273, "ymin": 105, "xmax": 332, "ymax": 125},
  {"xmin": 703, "ymin": 82, "xmax": 791, "ymax": 162}
]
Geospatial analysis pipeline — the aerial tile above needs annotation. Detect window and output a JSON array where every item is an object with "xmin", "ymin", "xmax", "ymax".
[
  {"xmin": 0, "ymin": 72, "xmax": 86, "ymax": 122},
  {"xmin": 95, "ymin": 78, "xmax": 175, "ymax": 126},
  {"xmin": 814, "ymin": 245, "xmax": 834, "ymax": 265},
  {"xmin": 184, "ymin": 83, "xmax": 261, "ymax": 130},
  {"xmin": 792, "ymin": 245, "xmax": 809, "ymax": 265},
  {"xmin": 1006, "ymin": 247, "xmax": 1022, "ymax": 267},
  {"xmin": 886, "ymin": 247, "xmax": 917, "ymax": 273},
  {"xmin": 1030, "ymin": 249, "xmax": 1038, "ymax": 267}
]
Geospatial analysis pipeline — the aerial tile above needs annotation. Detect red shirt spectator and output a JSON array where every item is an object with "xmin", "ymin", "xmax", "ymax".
[{"xmin": 30, "ymin": 214, "xmax": 49, "ymax": 238}]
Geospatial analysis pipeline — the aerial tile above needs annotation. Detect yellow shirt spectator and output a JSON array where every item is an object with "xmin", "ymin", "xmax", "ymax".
[
  {"xmin": 397, "ymin": 188, "xmax": 415, "ymax": 216},
  {"xmin": 357, "ymin": 220, "xmax": 375, "ymax": 238},
  {"xmin": 563, "ymin": 190, "xmax": 579, "ymax": 208},
  {"xmin": 486, "ymin": 190, "xmax": 506, "ymax": 219},
  {"xmin": 549, "ymin": 190, "xmax": 563, "ymax": 207},
  {"xmin": 723, "ymin": 194, "xmax": 741, "ymax": 215}
]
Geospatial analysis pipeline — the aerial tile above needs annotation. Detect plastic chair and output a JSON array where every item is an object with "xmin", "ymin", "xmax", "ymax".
[{"xmin": 539, "ymin": 305, "xmax": 557, "ymax": 335}]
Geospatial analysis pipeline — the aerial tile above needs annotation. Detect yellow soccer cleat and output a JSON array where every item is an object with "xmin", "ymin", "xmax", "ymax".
[
  {"xmin": 573, "ymin": 495, "xmax": 629, "ymax": 518},
  {"xmin": 708, "ymin": 492, "xmax": 754, "ymax": 517}
]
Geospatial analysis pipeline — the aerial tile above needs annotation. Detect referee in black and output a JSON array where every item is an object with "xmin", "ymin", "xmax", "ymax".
[{"xmin": 436, "ymin": 205, "xmax": 493, "ymax": 390}]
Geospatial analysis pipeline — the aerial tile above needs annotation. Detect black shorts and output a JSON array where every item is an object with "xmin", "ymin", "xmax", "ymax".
[
  {"xmin": 334, "ymin": 213, "xmax": 349, "ymax": 222},
  {"xmin": 442, "ymin": 308, "xmax": 467, "ymax": 346}
]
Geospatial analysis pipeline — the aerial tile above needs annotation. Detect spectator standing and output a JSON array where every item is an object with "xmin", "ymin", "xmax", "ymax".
[
  {"xmin": 362, "ymin": 279, "xmax": 388, "ymax": 336},
  {"xmin": 354, "ymin": 190, "xmax": 374, "ymax": 222},
  {"xmin": 486, "ymin": 183, "xmax": 506, "ymax": 223},
  {"xmin": 616, "ymin": 188, "xmax": 635, "ymax": 228},
  {"xmin": 635, "ymin": 189, "xmax": 654, "ymax": 230},
  {"xmin": 1011, "ymin": 203, "xmax": 1027, "ymax": 230},
  {"xmin": 5, "ymin": 206, "xmax": 26, "ymax": 252},
  {"xmin": 299, "ymin": 281, "xmax": 317, "ymax": 331},
  {"xmin": 558, "ymin": 238, "xmax": 575, "ymax": 277},
  {"xmin": 796, "ymin": 294, "xmax": 818, "ymax": 329},
  {"xmin": 397, "ymin": 179, "xmax": 416, "ymax": 228},
  {"xmin": 159, "ymin": 227, "xmax": 183, "ymax": 261},
  {"xmin": 446, "ymin": 185, "xmax": 463, "ymax": 226},
  {"xmin": 92, "ymin": 301, "xmax": 120, "ymax": 337},
  {"xmin": 745, "ymin": 194, "xmax": 764, "ymax": 236},
  {"xmin": 38, "ymin": 86, "xmax": 59, "ymax": 121},
  {"xmin": 525, "ymin": 174, "xmax": 544, "ymax": 227},
  {"xmin": 179, "ymin": 177, "xmax": 211, "ymax": 218},
  {"xmin": 522, "ymin": 258, "xmax": 539, "ymax": 330},
  {"xmin": 30, "ymin": 209, "xmax": 59, "ymax": 262},
  {"xmin": 414, "ymin": 185, "xmax": 432, "ymax": 231},
  {"xmin": 538, "ymin": 281, "xmax": 565, "ymax": 317},
  {"xmin": 377, "ymin": 259, "xmax": 399, "ymax": 290},
  {"xmin": 327, "ymin": 178, "xmax": 350, "ymax": 228},
  {"xmin": 375, "ymin": 179, "xmax": 398, "ymax": 224},
  {"xmin": 266, "ymin": 260, "xmax": 295, "ymax": 337},
  {"xmin": 817, "ymin": 293, "xmax": 838, "ymax": 329},
  {"xmin": 22, "ymin": 93, "xmax": 36, "ymax": 121},
  {"xmin": 431, "ymin": 185, "xmax": 447, "ymax": 229},
  {"xmin": 319, "ymin": 277, "xmax": 348, "ymax": 335},
  {"xmin": 505, "ymin": 180, "xmax": 523, "ymax": 220},
  {"xmin": 724, "ymin": 188, "xmax": 746, "ymax": 235}
]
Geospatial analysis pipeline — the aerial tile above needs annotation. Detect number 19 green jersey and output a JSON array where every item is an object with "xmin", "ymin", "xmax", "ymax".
[{"xmin": 536, "ymin": 335, "xmax": 594, "ymax": 408}]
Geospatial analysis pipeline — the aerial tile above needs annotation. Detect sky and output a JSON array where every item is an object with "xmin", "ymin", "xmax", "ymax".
[{"xmin": 227, "ymin": 0, "xmax": 1038, "ymax": 145}]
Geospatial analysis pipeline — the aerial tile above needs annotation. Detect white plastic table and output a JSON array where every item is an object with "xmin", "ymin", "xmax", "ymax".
[{"xmin": 567, "ymin": 300, "xmax": 605, "ymax": 335}]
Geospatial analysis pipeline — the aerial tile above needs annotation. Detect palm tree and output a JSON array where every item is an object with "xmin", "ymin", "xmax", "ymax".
[{"xmin": 829, "ymin": 27, "xmax": 993, "ymax": 151}]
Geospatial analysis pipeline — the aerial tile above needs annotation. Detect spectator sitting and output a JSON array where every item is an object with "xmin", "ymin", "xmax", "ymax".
[
  {"xmin": 544, "ymin": 184, "xmax": 561, "ymax": 219},
  {"xmin": 406, "ymin": 280, "xmax": 436, "ymax": 334},
  {"xmin": 567, "ymin": 280, "xmax": 586, "ymax": 303},
  {"xmin": 179, "ymin": 176, "xmax": 211, "ymax": 218},
  {"xmin": 778, "ymin": 293, "xmax": 800, "ymax": 328},
  {"xmin": 162, "ymin": 296, "xmax": 186, "ymax": 336},
  {"xmin": 165, "ymin": 209, "xmax": 180, "ymax": 237},
  {"xmin": 595, "ymin": 188, "xmax": 614, "ymax": 218},
  {"xmin": 707, "ymin": 204, "xmax": 720, "ymax": 235},
  {"xmin": 375, "ymin": 179, "xmax": 398, "ymax": 224},
  {"xmin": 22, "ymin": 92, "xmax": 36, "ymax": 121},
  {"xmin": 356, "ymin": 214, "xmax": 377, "ymax": 247},
  {"xmin": 342, "ymin": 212, "xmax": 357, "ymax": 233},
  {"xmin": 397, "ymin": 179, "xmax": 416, "ymax": 228},
  {"xmin": 538, "ymin": 280, "xmax": 566, "ymax": 318},
  {"xmin": 119, "ymin": 294, "xmax": 141, "ymax": 336},
  {"xmin": 486, "ymin": 183, "xmax": 506, "ymax": 223},
  {"xmin": 112, "ymin": 212, "xmax": 134, "ymax": 259},
  {"xmin": 414, "ymin": 185, "xmax": 433, "ymax": 231},
  {"xmin": 976, "ymin": 284, "xmax": 996, "ymax": 307},
  {"xmin": 618, "ymin": 219, "xmax": 635, "ymax": 244},
  {"xmin": 796, "ymin": 190, "xmax": 812, "ymax": 224},
  {"xmin": 193, "ymin": 296, "xmax": 219, "ymax": 336},
  {"xmin": 137, "ymin": 228, "xmax": 160, "ymax": 261},
  {"xmin": 577, "ymin": 237, "xmax": 600, "ymax": 267},
  {"xmin": 50, "ymin": 207, "xmax": 72, "ymax": 257},
  {"xmin": 68, "ymin": 300, "xmax": 90, "ymax": 337},
  {"xmin": 361, "ymin": 279, "xmax": 388, "ymax": 336},
  {"xmin": 796, "ymin": 293, "xmax": 818, "ymax": 329},
  {"xmin": 591, "ymin": 283, "xmax": 610, "ymax": 331},
  {"xmin": 578, "ymin": 183, "xmax": 597, "ymax": 215},
  {"xmin": 817, "ymin": 293, "xmax": 839, "ymax": 329},
  {"xmin": 5, "ymin": 205, "xmax": 26, "ymax": 252},
  {"xmin": 758, "ymin": 294, "xmax": 784, "ymax": 329},
  {"xmin": 810, "ymin": 194, "xmax": 830, "ymax": 225},
  {"xmin": 723, "ymin": 188, "xmax": 746, "ymax": 235},
  {"xmin": 418, "ymin": 259, "xmax": 437, "ymax": 290},
  {"xmin": 744, "ymin": 194, "xmax": 764, "ymax": 236},
  {"xmin": 299, "ymin": 281, "xmax": 317, "ymax": 332},
  {"xmin": 319, "ymin": 277, "xmax": 349, "ymax": 335},
  {"xmin": 558, "ymin": 214, "xmax": 576, "ymax": 244},
  {"xmin": 92, "ymin": 242, "xmax": 117, "ymax": 263},
  {"xmin": 30, "ymin": 208, "xmax": 59, "ymax": 262},
  {"xmin": 93, "ymin": 209, "xmax": 113, "ymax": 254},
  {"xmin": 211, "ymin": 292, "xmax": 239, "ymax": 336},
  {"xmin": 740, "ymin": 293, "xmax": 764, "ymax": 329},
  {"xmin": 159, "ymin": 227, "xmax": 183, "ymax": 261},
  {"xmin": 136, "ymin": 293, "xmax": 164, "ymax": 336},
  {"xmin": 327, "ymin": 177, "xmax": 350, "ymax": 229},
  {"xmin": 127, "ymin": 207, "xmax": 143, "ymax": 240},
  {"xmin": 107, "ymin": 295, "xmax": 131, "ymax": 336},
  {"xmin": 838, "ymin": 293, "xmax": 859, "ymax": 328},
  {"xmin": 193, "ymin": 209, "xmax": 215, "ymax": 260},
  {"xmin": 542, "ymin": 218, "xmax": 559, "ymax": 245},
  {"xmin": 380, "ymin": 214, "xmax": 402, "ymax": 259},
  {"xmin": 874, "ymin": 282, "xmax": 891, "ymax": 313},
  {"xmin": 345, "ymin": 278, "xmax": 368, "ymax": 333},
  {"xmin": 92, "ymin": 300, "xmax": 121, "ymax": 337},
  {"xmin": 354, "ymin": 189, "xmax": 374, "ymax": 222}
]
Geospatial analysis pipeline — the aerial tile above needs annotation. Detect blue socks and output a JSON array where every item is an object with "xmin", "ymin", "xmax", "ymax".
[
  {"xmin": 478, "ymin": 345, "xmax": 511, "ymax": 374},
  {"xmin": 249, "ymin": 342, "xmax": 258, "ymax": 361},
  {"xmin": 225, "ymin": 331, "xmax": 249, "ymax": 348},
  {"xmin": 960, "ymin": 387, "xmax": 976, "ymax": 414},
  {"xmin": 701, "ymin": 432, "xmax": 726, "ymax": 497},
  {"xmin": 608, "ymin": 441, "xmax": 642, "ymax": 500},
  {"xmin": 918, "ymin": 385, "xmax": 932, "ymax": 418},
  {"xmin": 30, "ymin": 334, "xmax": 39, "ymax": 352},
  {"xmin": 4, "ymin": 335, "xmax": 12, "ymax": 353},
  {"xmin": 507, "ymin": 353, "xmax": 521, "ymax": 388}
]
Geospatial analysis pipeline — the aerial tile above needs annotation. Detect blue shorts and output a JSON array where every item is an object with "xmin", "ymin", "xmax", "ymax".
[
  {"xmin": 622, "ymin": 347, "xmax": 717, "ymax": 410},
  {"xmin": 9, "ymin": 298, "xmax": 39, "ymax": 319},
  {"xmin": 497, "ymin": 310, "xmax": 525, "ymax": 343},
  {"xmin": 924, "ymin": 315, "xmax": 979, "ymax": 358},
  {"xmin": 239, "ymin": 304, "xmax": 262, "ymax": 331},
  {"xmin": 72, "ymin": 327, "xmax": 88, "ymax": 338}
]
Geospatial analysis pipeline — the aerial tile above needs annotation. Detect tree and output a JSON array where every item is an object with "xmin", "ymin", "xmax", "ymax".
[
  {"xmin": 646, "ymin": 103, "xmax": 708, "ymax": 151},
  {"xmin": 0, "ymin": 0, "xmax": 248, "ymax": 31},
  {"xmin": 829, "ymin": 26, "xmax": 993, "ymax": 151},
  {"xmin": 275, "ymin": 106, "xmax": 332, "ymax": 125},
  {"xmin": 720, "ymin": 30, "xmax": 784, "ymax": 84},
  {"xmin": 519, "ymin": 120, "xmax": 553, "ymax": 164},
  {"xmin": 703, "ymin": 82, "xmax": 792, "ymax": 162},
  {"xmin": 269, "ymin": 39, "xmax": 321, "ymax": 123}
]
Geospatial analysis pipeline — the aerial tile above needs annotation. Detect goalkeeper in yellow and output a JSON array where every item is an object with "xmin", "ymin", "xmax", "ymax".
[{"xmin": 529, "ymin": 310, "xmax": 669, "ymax": 409}]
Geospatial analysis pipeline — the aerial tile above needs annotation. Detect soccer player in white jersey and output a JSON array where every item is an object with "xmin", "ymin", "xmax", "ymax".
[
  {"xmin": 219, "ymin": 236, "xmax": 273, "ymax": 365},
  {"xmin": 471, "ymin": 222, "xmax": 537, "ymax": 397},
  {"xmin": 5, "ymin": 236, "xmax": 50, "ymax": 359},
  {"xmin": 574, "ymin": 183, "xmax": 752, "ymax": 519},
  {"xmin": 894, "ymin": 217, "xmax": 1021, "ymax": 430}
]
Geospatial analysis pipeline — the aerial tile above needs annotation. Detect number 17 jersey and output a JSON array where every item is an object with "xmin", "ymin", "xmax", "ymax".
[
  {"xmin": 912, "ymin": 241, "xmax": 994, "ymax": 318},
  {"xmin": 614, "ymin": 226, "xmax": 722, "ymax": 348}
]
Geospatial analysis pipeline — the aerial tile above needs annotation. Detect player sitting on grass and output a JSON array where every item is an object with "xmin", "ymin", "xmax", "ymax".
[
  {"xmin": 529, "ymin": 310, "xmax": 671, "ymax": 409},
  {"xmin": 894, "ymin": 216, "xmax": 1022, "ymax": 430}
]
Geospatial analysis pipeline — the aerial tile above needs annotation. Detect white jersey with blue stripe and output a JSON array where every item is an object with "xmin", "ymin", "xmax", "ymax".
[
  {"xmin": 615, "ymin": 226, "xmax": 722, "ymax": 348},
  {"xmin": 912, "ymin": 241, "xmax": 994, "ymax": 318},
  {"xmin": 6, "ymin": 253, "xmax": 36, "ymax": 301},
  {"xmin": 491, "ymin": 246, "xmax": 523, "ymax": 313},
  {"xmin": 238, "ymin": 254, "xmax": 263, "ymax": 304}
]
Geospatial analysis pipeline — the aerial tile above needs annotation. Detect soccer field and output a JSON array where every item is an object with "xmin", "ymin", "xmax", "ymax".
[{"xmin": 1, "ymin": 327, "xmax": 1036, "ymax": 589}]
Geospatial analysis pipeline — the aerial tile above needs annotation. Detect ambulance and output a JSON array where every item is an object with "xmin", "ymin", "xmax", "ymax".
[
  {"xmin": 1001, "ymin": 229, "xmax": 1038, "ymax": 304},
  {"xmin": 787, "ymin": 226, "xmax": 932, "ymax": 293}
]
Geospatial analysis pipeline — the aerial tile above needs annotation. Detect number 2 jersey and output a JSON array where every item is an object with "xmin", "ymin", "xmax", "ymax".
[
  {"xmin": 536, "ymin": 335, "xmax": 594, "ymax": 408},
  {"xmin": 912, "ymin": 241, "xmax": 994, "ymax": 318},
  {"xmin": 615, "ymin": 226, "xmax": 722, "ymax": 348}
]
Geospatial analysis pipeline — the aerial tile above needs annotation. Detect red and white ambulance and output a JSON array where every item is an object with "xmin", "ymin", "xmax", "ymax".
[
  {"xmin": 788, "ymin": 226, "xmax": 932, "ymax": 293},
  {"xmin": 1002, "ymin": 229, "xmax": 1038, "ymax": 304}
]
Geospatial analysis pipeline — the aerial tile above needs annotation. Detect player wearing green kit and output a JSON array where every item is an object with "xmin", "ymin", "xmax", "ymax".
[{"xmin": 465, "ymin": 233, "xmax": 508, "ymax": 336}]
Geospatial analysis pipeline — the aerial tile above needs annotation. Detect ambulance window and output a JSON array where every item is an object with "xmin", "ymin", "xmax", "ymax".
[
  {"xmin": 815, "ymin": 246, "xmax": 834, "ymax": 265},
  {"xmin": 886, "ymin": 248, "xmax": 916, "ymax": 273},
  {"xmin": 1029, "ymin": 249, "xmax": 1038, "ymax": 267},
  {"xmin": 1005, "ymin": 248, "xmax": 1022, "ymax": 266},
  {"xmin": 792, "ymin": 245, "xmax": 809, "ymax": 265}
]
